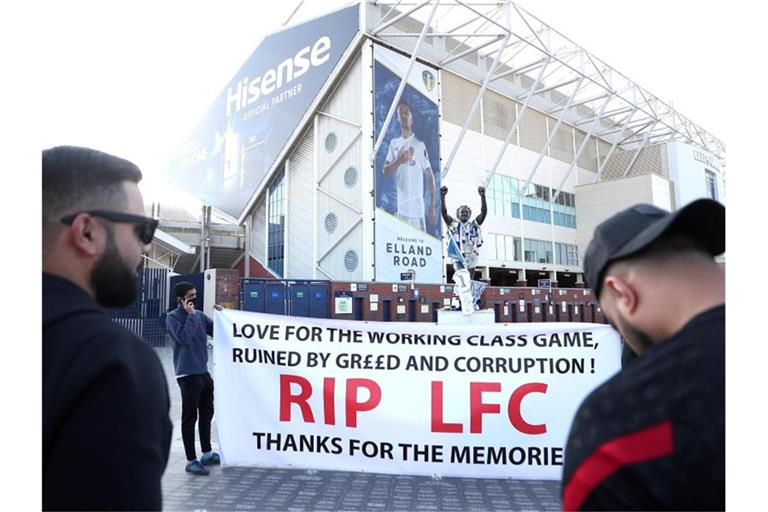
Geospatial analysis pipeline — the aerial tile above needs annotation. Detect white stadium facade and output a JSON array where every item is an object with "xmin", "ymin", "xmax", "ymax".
[{"xmin": 163, "ymin": 0, "xmax": 725, "ymax": 293}]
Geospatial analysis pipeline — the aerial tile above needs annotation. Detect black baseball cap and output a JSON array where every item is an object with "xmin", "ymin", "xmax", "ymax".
[{"xmin": 584, "ymin": 198, "xmax": 725, "ymax": 299}]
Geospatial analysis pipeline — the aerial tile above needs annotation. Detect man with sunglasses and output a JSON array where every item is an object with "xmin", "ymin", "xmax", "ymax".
[{"xmin": 43, "ymin": 146, "xmax": 171, "ymax": 510}]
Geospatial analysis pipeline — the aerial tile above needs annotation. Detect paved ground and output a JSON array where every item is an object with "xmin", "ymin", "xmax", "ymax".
[{"xmin": 156, "ymin": 346, "xmax": 562, "ymax": 511}]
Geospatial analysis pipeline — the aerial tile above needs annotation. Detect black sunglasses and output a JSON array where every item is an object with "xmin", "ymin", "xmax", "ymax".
[{"xmin": 60, "ymin": 210, "xmax": 159, "ymax": 245}]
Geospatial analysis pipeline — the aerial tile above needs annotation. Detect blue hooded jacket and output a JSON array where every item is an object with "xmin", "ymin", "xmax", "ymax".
[{"xmin": 166, "ymin": 304, "xmax": 213, "ymax": 376}]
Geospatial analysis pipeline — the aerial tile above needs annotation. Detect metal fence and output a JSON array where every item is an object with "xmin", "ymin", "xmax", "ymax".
[{"xmin": 110, "ymin": 266, "xmax": 169, "ymax": 347}]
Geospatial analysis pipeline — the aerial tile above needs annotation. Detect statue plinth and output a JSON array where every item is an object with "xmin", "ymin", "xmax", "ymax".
[{"xmin": 437, "ymin": 308, "xmax": 495, "ymax": 325}]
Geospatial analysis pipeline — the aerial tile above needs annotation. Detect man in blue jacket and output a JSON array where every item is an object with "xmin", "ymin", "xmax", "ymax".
[{"xmin": 166, "ymin": 281, "xmax": 222, "ymax": 475}]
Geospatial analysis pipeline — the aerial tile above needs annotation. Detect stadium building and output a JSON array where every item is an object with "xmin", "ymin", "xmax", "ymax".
[{"xmin": 161, "ymin": 0, "xmax": 724, "ymax": 319}]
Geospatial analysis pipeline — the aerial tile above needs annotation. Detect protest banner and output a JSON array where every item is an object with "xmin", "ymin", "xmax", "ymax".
[{"xmin": 213, "ymin": 309, "xmax": 621, "ymax": 480}]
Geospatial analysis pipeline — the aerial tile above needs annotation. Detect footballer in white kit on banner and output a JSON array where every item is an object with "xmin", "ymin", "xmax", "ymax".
[{"xmin": 373, "ymin": 45, "xmax": 443, "ymax": 283}]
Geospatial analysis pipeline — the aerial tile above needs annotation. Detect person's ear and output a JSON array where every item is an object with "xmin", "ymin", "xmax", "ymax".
[
  {"xmin": 603, "ymin": 275, "xmax": 638, "ymax": 317},
  {"xmin": 69, "ymin": 214, "xmax": 99, "ymax": 257}
]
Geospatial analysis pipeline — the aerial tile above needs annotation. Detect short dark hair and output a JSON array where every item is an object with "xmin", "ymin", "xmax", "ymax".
[
  {"xmin": 174, "ymin": 281, "xmax": 196, "ymax": 298},
  {"xmin": 398, "ymin": 100, "xmax": 410, "ymax": 110},
  {"xmin": 42, "ymin": 146, "xmax": 143, "ymax": 248}
]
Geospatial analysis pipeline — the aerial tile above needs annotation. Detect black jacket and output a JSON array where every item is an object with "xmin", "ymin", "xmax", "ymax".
[
  {"xmin": 43, "ymin": 273, "xmax": 172, "ymax": 511},
  {"xmin": 561, "ymin": 305, "xmax": 725, "ymax": 510}
]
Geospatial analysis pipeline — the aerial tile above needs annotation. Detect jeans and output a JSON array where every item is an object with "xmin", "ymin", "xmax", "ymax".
[{"xmin": 177, "ymin": 372, "xmax": 214, "ymax": 461}]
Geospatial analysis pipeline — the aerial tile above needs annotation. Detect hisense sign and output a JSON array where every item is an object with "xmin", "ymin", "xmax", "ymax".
[
  {"xmin": 225, "ymin": 36, "xmax": 332, "ymax": 117},
  {"xmin": 168, "ymin": 5, "xmax": 359, "ymax": 218}
]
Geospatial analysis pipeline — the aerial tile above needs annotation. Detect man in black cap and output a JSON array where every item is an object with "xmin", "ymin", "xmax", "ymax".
[{"xmin": 561, "ymin": 199, "xmax": 725, "ymax": 511}]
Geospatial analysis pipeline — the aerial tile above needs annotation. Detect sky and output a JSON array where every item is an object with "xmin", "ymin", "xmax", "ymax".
[
  {"xmin": 4, "ymin": 0, "xmax": 764, "ymax": 506},
  {"xmin": 25, "ymin": 0, "xmax": 749, "ymax": 200}
]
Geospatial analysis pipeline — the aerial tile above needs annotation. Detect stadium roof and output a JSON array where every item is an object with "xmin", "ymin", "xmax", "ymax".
[{"xmin": 361, "ymin": 0, "xmax": 724, "ymax": 170}]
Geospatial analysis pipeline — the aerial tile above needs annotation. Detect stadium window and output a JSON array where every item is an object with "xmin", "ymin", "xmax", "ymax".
[
  {"xmin": 267, "ymin": 168, "xmax": 285, "ymax": 277},
  {"xmin": 524, "ymin": 238, "xmax": 553, "ymax": 264},
  {"xmin": 705, "ymin": 170, "xmax": 718, "ymax": 200},
  {"xmin": 486, "ymin": 233, "xmax": 522, "ymax": 261},
  {"xmin": 552, "ymin": 191, "xmax": 577, "ymax": 229},
  {"xmin": 492, "ymin": 236, "xmax": 500, "ymax": 260},
  {"xmin": 521, "ymin": 182, "xmax": 554, "ymax": 225},
  {"xmin": 504, "ymin": 236, "xmax": 516, "ymax": 261},
  {"xmin": 486, "ymin": 234, "xmax": 498, "ymax": 260},
  {"xmin": 556, "ymin": 242, "xmax": 579, "ymax": 266},
  {"xmin": 568, "ymin": 244, "xmax": 578, "ymax": 266},
  {"xmin": 488, "ymin": 174, "xmax": 520, "ymax": 219}
]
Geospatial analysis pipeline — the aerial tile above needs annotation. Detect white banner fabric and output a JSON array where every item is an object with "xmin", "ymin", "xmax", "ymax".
[{"xmin": 213, "ymin": 310, "xmax": 621, "ymax": 480}]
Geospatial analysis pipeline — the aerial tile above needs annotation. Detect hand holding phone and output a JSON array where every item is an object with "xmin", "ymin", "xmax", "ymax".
[{"xmin": 183, "ymin": 299, "xmax": 195, "ymax": 315}]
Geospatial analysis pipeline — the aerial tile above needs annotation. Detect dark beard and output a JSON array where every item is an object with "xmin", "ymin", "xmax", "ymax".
[
  {"xmin": 91, "ymin": 228, "xmax": 140, "ymax": 308},
  {"xmin": 612, "ymin": 311, "xmax": 655, "ymax": 356}
]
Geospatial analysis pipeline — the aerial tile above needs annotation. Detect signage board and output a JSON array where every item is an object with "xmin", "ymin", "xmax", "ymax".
[
  {"xmin": 168, "ymin": 5, "xmax": 360, "ymax": 218},
  {"xmin": 373, "ymin": 44, "xmax": 442, "ymax": 283},
  {"xmin": 213, "ymin": 310, "xmax": 622, "ymax": 480}
]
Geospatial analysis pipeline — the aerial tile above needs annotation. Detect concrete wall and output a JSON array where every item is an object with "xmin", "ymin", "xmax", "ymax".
[
  {"xmin": 246, "ymin": 50, "xmax": 365, "ymax": 282},
  {"xmin": 327, "ymin": 281, "xmax": 605, "ymax": 324},
  {"xmin": 575, "ymin": 173, "xmax": 673, "ymax": 260},
  {"xmin": 667, "ymin": 141, "xmax": 725, "ymax": 208},
  {"xmin": 233, "ymin": 255, "xmax": 277, "ymax": 279},
  {"xmin": 314, "ymin": 51, "xmax": 364, "ymax": 281},
  {"xmin": 286, "ymin": 126, "xmax": 315, "ymax": 279}
]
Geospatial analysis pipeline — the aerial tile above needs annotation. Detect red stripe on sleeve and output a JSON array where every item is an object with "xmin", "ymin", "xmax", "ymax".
[{"xmin": 563, "ymin": 420, "xmax": 674, "ymax": 511}]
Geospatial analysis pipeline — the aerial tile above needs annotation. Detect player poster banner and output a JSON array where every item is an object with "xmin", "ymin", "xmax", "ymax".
[
  {"xmin": 167, "ymin": 5, "xmax": 359, "ymax": 218},
  {"xmin": 213, "ymin": 309, "xmax": 622, "ymax": 480},
  {"xmin": 373, "ymin": 44, "xmax": 442, "ymax": 283}
]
